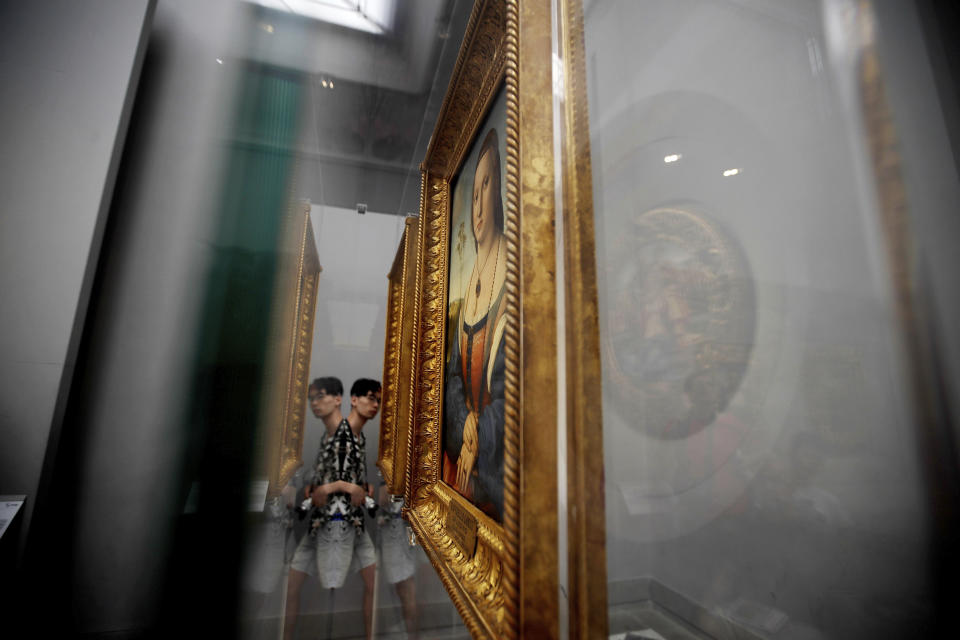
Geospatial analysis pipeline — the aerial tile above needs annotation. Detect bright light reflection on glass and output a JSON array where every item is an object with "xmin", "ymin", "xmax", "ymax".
[
  {"xmin": 723, "ymin": 168, "xmax": 741, "ymax": 177},
  {"xmin": 664, "ymin": 154, "xmax": 681, "ymax": 163},
  {"xmin": 247, "ymin": 0, "xmax": 396, "ymax": 35},
  {"xmin": 216, "ymin": 58, "xmax": 223, "ymax": 65}
]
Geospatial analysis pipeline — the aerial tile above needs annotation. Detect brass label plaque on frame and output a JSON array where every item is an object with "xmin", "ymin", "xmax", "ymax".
[{"xmin": 446, "ymin": 499, "xmax": 478, "ymax": 559}]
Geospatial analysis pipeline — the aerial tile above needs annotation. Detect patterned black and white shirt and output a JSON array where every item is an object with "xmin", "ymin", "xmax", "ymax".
[{"xmin": 309, "ymin": 418, "xmax": 367, "ymax": 533}]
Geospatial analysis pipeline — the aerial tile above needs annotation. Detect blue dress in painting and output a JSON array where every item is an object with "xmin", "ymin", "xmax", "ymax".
[{"xmin": 443, "ymin": 282, "xmax": 506, "ymax": 522}]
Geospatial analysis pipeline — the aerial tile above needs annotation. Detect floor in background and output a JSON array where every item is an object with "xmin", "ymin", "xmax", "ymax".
[
  {"xmin": 241, "ymin": 609, "xmax": 469, "ymax": 640},
  {"xmin": 609, "ymin": 601, "xmax": 710, "ymax": 640}
]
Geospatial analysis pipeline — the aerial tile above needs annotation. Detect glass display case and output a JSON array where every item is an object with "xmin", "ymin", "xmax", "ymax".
[{"xmin": 579, "ymin": 0, "xmax": 959, "ymax": 637}]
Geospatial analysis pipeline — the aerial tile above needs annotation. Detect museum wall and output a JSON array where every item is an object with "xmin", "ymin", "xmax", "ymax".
[
  {"xmin": 1, "ymin": 0, "xmax": 244, "ymax": 633},
  {"xmin": 584, "ymin": 0, "xmax": 959, "ymax": 636},
  {"xmin": 0, "ymin": 0, "xmax": 154, "ymax": 555}
]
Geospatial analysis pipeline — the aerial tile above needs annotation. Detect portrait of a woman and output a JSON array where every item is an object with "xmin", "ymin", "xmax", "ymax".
[{"xmin": 443, "ymin": 126, "xmax": 506, "ymax": 522}]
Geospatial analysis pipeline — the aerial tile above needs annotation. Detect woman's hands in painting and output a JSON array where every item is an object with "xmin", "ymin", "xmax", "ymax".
[{"xmin": 457, "ymin": 411, "xmax": 479, "ymax": 492}]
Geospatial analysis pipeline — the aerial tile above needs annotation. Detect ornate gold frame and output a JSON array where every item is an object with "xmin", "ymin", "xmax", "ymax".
[
  {"xmin": 403, "ymin": 1, "xmax": 561, "ymax": 637},
  {"xmin": 259, "ymin": 201, "xmax": 321, "ymax": 496},
  {"xmin": 378, "ymin": 216, "xmax": 421, "ymax": 495}
]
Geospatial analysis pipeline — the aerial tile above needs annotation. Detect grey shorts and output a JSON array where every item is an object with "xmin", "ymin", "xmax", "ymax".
[
  {"xmin": 379, "ymin": 516, "xmax": 415, "ymax": 584},
  {"xmin": 291, "ymin": 521, "xmax": 376, "ymax": 589}
]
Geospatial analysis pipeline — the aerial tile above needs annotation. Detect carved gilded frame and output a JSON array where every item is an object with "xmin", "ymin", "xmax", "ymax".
[
  {"xmin": 403, "ymin": 1, "xmax": 559, "ymax": 637},
  {"xmin": 378, "ymin": 216, "xmax": 420, "ymax": 495},
  {"xmin": 260, "ymin": 201, "xmax": 321, "ymax": 496}
]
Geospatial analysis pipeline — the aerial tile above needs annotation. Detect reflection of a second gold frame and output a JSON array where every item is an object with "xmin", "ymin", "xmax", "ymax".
[
  {"xmin": 378, "ymin": 215, "xmax": 420, "ymax": 497},
  {"xmin": 260, "ymin": 201, "xmax": 321, "ymax": 497}
]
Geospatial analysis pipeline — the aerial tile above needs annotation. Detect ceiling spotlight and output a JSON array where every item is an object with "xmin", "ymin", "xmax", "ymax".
[
  {"xmin": 664, "ymin": 154, "xmax": 681, "ymax": 163},
  {"xmin": 722, "ymin": 168, "xmax": 741, "ymax": 177},
  {"xmin": 261, "ymin": 23, "xmax": 274, "ymax": 33},
  {"xmin": 329, "ymin": 81, "xmax": 334, "ymax": 89},
  {"xmin": 215, "ymin": 58, "xmax": 223, "ymax": 65},
  {"xmin": 321, "ymin": 79, "xmax": 328, "ymax": 88}
]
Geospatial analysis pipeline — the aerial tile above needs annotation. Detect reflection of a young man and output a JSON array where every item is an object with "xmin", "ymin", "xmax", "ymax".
[{"xmin": 443, "ymin": 128, "xmax": 506, "ymax": 522}]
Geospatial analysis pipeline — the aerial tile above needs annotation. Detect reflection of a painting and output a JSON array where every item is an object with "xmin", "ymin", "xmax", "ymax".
[
  {"xmin": 605, "ymin": 207, "xmax": 755, "ymax": 440},
  {"xmin": 443, "ymin": 123, "xmax": 506, "ymax": 522}
]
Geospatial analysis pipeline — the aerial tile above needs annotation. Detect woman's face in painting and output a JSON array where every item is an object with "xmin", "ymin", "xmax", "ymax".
[{"xmin": 472, "ymin": 147, "xmax": 497, "ymax": 248}]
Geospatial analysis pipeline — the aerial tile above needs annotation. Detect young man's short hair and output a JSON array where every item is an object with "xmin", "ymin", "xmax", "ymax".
[
  {"xmin": 350, "ymin": 378, "xmax": 381, "ymax": 398},
  {"xmin": 309, "ymin": 376, "xmax": 343, "ymax": 397}
]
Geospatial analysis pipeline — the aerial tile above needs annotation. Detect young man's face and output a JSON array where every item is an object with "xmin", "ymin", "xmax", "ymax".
[
  {"xmin": 351, "ymin": 389, "xmax": 381, "ymax": 420},
  {"xmin": 308, "ymin": 387, "xmax": 340, "ymax": 419}
]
